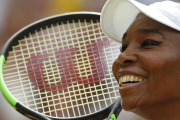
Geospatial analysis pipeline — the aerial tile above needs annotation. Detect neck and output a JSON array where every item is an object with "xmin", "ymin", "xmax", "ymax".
[{"xmin": 133, "ymin": 100, "xmax": 180, "ymax": 120}]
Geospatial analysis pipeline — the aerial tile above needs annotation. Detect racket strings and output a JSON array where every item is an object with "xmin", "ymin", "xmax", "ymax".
[
  {"xmin": 4, "ymin": 67, "xmax": 114, "ymax": 87},
  {"xmin": 5, "ymin": 40, "xmax": 117, "ymax": 88},
  {"xmin": 40, "ymin": 96, "xmax": 119, "ymax": 114},
  {"xmin": 21, "ymin": 84, "xmax": 119, "ymax": 106},
  {"xmin": 5, "ymin": 34, "xmax": 108, "ymax": 68},
  {"xmin": 85, "ymin": 20, "xmax": 107, "ymax": 109},
  {"xmin": 4, "ymin": 49, "xmax": 115, "ymax": 72},
  {"xmin": 61, "ymin": 19, "xmax": 102, "ymax": 114},
  {"xmin": 95, "ymin": 20, "xmax": 120, "ymax": 103},
  {"xmin": 4, "ymin": 19, "xmax": 120, "ymax": 117},
  {"xmin": 4, "ymin": 50, "xmax": 116, "ymax": 76},
  {"xmin": 5, "ymin": 78, "xmax": 117, "ymax": 99},
  {"xmin": 9, "ymin": 36, "xmax": 107, "ymax": 63},
  {"xmin": 35, "ymin": 25, "xmax": 57, "ymax": 116},
  {"xmin": 13, "ymin": 26, "xmax": 103, "ymax": 52},
  {"xmin": 16, "ymin": 23, "xmax": 101, "ymax": 43}
]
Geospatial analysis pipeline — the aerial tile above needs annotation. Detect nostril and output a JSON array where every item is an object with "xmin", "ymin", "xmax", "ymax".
[
  {"xmin": 117, "ymin": 51, "xmax": 137, "ymax": 66},
  {"xmin": 124, "ymin": 60, "xmax": 133, "ymax": 64}
]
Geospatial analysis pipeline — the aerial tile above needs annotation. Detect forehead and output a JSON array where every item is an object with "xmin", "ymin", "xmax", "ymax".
[{"xmin": 122, "ymin": 14, "xmax": 180, "ymax": 42}]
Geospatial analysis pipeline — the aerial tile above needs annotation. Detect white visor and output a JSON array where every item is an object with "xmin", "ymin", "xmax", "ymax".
[{"xmin": 100, "ymin": 0, "xmax": 180, "ymax": 43}]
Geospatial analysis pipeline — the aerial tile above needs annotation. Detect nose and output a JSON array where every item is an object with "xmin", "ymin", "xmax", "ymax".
[{"xmin": 117, "ymin": 47, "xmax": 137, "ymax": 67}]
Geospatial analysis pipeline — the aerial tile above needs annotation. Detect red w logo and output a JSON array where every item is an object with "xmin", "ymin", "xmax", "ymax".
[{"xmin": 27, "ymin": 39, "xmax": 109, "ymax": 92}]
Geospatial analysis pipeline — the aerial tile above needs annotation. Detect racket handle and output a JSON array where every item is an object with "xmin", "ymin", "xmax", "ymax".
[{"xmin": 107, "ymin": 97, "xmax": 122, "ymax": 120}]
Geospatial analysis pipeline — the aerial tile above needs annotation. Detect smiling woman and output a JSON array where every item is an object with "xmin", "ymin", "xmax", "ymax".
[{"xmin": 101, "ymin": 0, "xmax": 180, "ymax": 120}]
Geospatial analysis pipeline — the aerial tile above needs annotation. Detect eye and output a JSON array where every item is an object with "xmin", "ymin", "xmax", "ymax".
[
  {"xmin": 141, "ymin": 39, "xmax": 162, "ymax": 47},
  {"xmin": 119, "ymin": 45, "xmax": 128, "ymax": 52}
]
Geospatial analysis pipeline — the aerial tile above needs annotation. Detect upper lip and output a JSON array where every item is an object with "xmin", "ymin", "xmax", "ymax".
[{"xmin": 117, "ymin": 68, "xmax": 147, "ymax": 80}]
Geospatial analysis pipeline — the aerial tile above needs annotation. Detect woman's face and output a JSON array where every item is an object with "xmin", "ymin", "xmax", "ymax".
[{"xmin": 113, "ymin": 14, "xmax": 180, "ymax": 112}]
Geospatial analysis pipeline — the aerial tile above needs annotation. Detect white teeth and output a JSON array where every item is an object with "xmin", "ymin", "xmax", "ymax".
[
  {"xmin": 122, "ymin": 76, "xmax": 126, "ymax": 82},
  {"xmin": 127, "ymin": 76, "xmax": 130, "ymax": 81},
  {"xmin": 135, "ymin": 77, "xmax": 138, "ymax": 81},
  {"xmin": 121, "ymin": 84, "xmax": 127, "ymax": 87},
  {"xmin": 118, "ymin": 75, "xmax": 145, "ymax": 86},
  {"xmin": 130, "ymin": 76, "xmax": 134, "ymax": 82},
  {"xmin": 139, "ymin": 78, "xmax": 142, "ymax": 82},
  {"xmin": 119, "ymin": 78, "xmax": 122, "ymax": 84}
]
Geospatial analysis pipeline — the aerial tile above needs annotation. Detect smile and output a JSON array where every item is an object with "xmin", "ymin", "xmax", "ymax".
[{"xmin": 119, "ymin": 75, "xmax": 145, "ymax": 87}]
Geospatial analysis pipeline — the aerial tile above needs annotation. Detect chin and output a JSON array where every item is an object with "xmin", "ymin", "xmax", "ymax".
[{"xmin": 121, "ymin": 98, "xmax": 138, "ymax": 111}]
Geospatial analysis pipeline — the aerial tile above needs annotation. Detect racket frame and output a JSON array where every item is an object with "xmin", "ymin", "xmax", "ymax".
[{"xmin": 0, "ymin": 12, "xmax": 119, "ymax": 120}]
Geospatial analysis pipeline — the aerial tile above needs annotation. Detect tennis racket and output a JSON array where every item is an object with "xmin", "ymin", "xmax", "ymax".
[{"xmin": 0, "ymin": 12, "xmax": 121, "ymax": 120}]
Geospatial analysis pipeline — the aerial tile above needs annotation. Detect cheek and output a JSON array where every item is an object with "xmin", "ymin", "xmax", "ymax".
[
  {"xmin": 156, "ymin": 57, "xmax": 179, "ymax": 75},
  {"xmin": 112, "ymin": 61, "xmax": 119, "ymax": 80},
  {"xmin": 141, "ymin": 50, "xmax": 180, "ymax": 75},
  {"xmin": 142, "ymin": 51, "xmax": 180, "ymax": 91}
]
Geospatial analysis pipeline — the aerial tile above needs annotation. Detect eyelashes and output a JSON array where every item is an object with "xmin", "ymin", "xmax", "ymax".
[
  {"xmin": 141, "ymin": 39, "xmax": 162, "ymax": 47},
  {"xmin": 120, "ymin": 39, "xmax": 162, "ymax": 52},
  {"xmin": 119, "ymin": 45, "xmax": 127, "ymax": 52}
]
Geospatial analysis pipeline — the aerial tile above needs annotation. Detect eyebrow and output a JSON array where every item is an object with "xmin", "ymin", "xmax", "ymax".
[
  {"xmin": 139, "ymin": 29, "xmax": 166, "ymax": 39},
  {"xmin": 122, "ymin": 28, "xmax": 166, "ymax": 42}
]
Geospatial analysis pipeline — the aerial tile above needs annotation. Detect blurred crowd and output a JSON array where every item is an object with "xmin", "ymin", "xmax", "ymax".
[{"xmin": 0, "ymin": 0, "xmax": 106, "ymax": 50}]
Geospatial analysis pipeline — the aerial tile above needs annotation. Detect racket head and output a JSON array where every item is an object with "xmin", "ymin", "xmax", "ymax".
[{"xmin": 0, "ymin": 12, "xmax": 120, "ymax": 120}]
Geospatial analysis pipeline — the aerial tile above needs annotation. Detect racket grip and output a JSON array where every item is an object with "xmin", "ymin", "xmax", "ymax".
[{"xmin": 107, "ymin": 97, "xmax": 122, "ymax": 120}]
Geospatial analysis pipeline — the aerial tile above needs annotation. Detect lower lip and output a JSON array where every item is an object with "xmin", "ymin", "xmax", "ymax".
[{"xmin": 119, "ymin": 80, "xmax": 146, "ymax": 91}]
